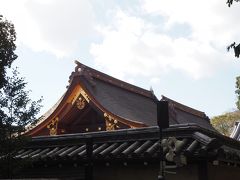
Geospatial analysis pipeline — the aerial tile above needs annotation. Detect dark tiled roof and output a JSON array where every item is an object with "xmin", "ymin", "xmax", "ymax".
[
  {"xmin": 161, "ymin": 96, "xmax": 208, "ymax": 118},
  {"xmin": 16, "ymin": 125, "xmax": 240, "ymax": 166},
  {"xmin": 69, "ymin": 62, "xmax": 215, "ymax": 131},
  {"xmin": 71, "ymin": 61, "xmax": 155, "ymax": 98},
  {"xmin": 81, "ymin": 76, "xmax": 158, "ymax": 126},
  {"xmin": 161, "ymin": 96, "xmax": 215, "ymax": 131}
]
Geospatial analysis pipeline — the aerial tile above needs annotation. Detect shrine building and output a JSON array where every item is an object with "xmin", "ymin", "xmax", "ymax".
[
  {"xmin": 25, "ymin": 61, "xmax": 214, "ymax": 137},
  {"xmin": 10, "ymin": 61, "xmax": 240, "ymax": 180}
]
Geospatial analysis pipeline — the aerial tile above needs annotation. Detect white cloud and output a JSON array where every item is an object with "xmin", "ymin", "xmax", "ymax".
[
  {"xmin": 142, "ymin": 0, "xmax": 240, "ymax": 45},
  {"xmin": 90, "ymin": 7, "xmax": 227, "ymax": 81},
  {"xmin": 0, "ymin": 0, "xmax": 95, "ymax": 57},
  {"xmin": 1, "ymin": 0, "xmax": 238, "ymax": 79}
]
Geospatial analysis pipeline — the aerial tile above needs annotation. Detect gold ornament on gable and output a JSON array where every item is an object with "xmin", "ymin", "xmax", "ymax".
[
  {"xmin": 47, "ymin": 117, "xmax": 59, "ymax": 136},
  {"xmin": 104, "ymin": 113, "xmax": 119, "ymax": 131},
  {"xmin": 76, "ymin": 96, "xmax": 86, "ymax": 110},
  {"xmin": 71, "ymin": 88, "xmax": 90, "ymax": 110}
]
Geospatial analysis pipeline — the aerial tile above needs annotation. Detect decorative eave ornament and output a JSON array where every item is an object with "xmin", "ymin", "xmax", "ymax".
[
  {"xmin": 104, "ymin": 113, "xmax": 119, "ymax": 131},
  {"xmin": 75, "ymin": 88, "xmax": 90, "ymax": 110},
  {"xmin": 47, "ymin": 117, "xmax": 59, "ymax": 136},
  {"xmin": 71, "ymin": 88, "xmax": 90, "ymax": 105},
  {"xmin": 76, "ymin": 96, "xmax": 86, "ymax": 110}
]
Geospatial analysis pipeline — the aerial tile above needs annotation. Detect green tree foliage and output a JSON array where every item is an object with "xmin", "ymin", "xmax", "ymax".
[
  {"xmin": 227, "ymin": 42, "xmax": 240, "ymax": 58},
  {"xmin": 0, "ymin": 14, "xmax": 42, "ymax": 178},
  {"xmin": 211, "ymin": 111, "xmax": 240, "ymax": 136},
  {"xmin": 0, "ymin": 68, "xmax": 42, "ymax": 178},
  {"xmin": 226, "ymin": 0, "xmax": 240, "ymax": 7},
  {"xmin": 0, "ymin": 15, "xmax": 17, "ymax": 88}
]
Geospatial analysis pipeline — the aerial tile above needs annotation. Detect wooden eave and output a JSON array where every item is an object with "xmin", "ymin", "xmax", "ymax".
[
  {"xmin": 18, "ymin": 124, "xmax": 240, "ymax": 166},
  {"xmin": 25, "ymin": 77, "xmax": 81, "ymax": 136}
]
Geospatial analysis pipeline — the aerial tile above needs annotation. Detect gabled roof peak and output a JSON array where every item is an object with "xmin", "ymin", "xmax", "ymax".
[{"xmin": 69, "ymin": 60, "xmax": 156, "ymax": 99}]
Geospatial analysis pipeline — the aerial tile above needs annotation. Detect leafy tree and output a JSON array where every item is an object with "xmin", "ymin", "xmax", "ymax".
[
  {"xmin": 0, "ymin": 68, "xmax": 42, "ymax": 178},
  {"xmin": 227, "ymin": 42, "xmax": 240, "ymax": 58},
  {"xmin": 211, "ymin": 111, "xmax": 240, "ymax": 136},
  {"xmin": 0, "ymin": 14, "xmax": 42, "ymax": 177},
  {"xmin": 0, "ymin": 15, "xmax": 17, "ymax": 88},
  {"xmin": 226, "ymin": 0, "xmax": 240, "ymax": 7}
]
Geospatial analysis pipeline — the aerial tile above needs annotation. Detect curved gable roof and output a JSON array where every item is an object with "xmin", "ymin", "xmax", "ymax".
[{"xmin": 26, "ymin": 61, "xmax": 216, "ymax": 136}]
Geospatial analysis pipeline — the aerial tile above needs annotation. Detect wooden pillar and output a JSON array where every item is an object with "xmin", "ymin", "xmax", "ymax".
[
  {"xmin": 157, "ymin": 101, "xmax": 169, "ymax": 129},
  {"xmin": 198, "ymin": 160, "xmax": 208, "ymax": 180},
  {"xmin": 157, "ymin": 101, "xmax": 169, "ymax": 180},
  {"xmin": 85, "ymin": 138, "xmax": 93, "ymax": 180}
]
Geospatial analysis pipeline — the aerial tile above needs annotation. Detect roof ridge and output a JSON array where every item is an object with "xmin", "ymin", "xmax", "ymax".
[
  {"xmin": 71, "ymin": 61, "xmax": 156, "ymax": 99},
  {"xmin": 161, "ymin": 95, "xmax": 209, "ymax": 119}
]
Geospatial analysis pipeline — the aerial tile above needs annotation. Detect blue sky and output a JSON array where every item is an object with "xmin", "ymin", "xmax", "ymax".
[{"xmin": 1, "ymin": 0, "xmax": 240, "ymax": 118}]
